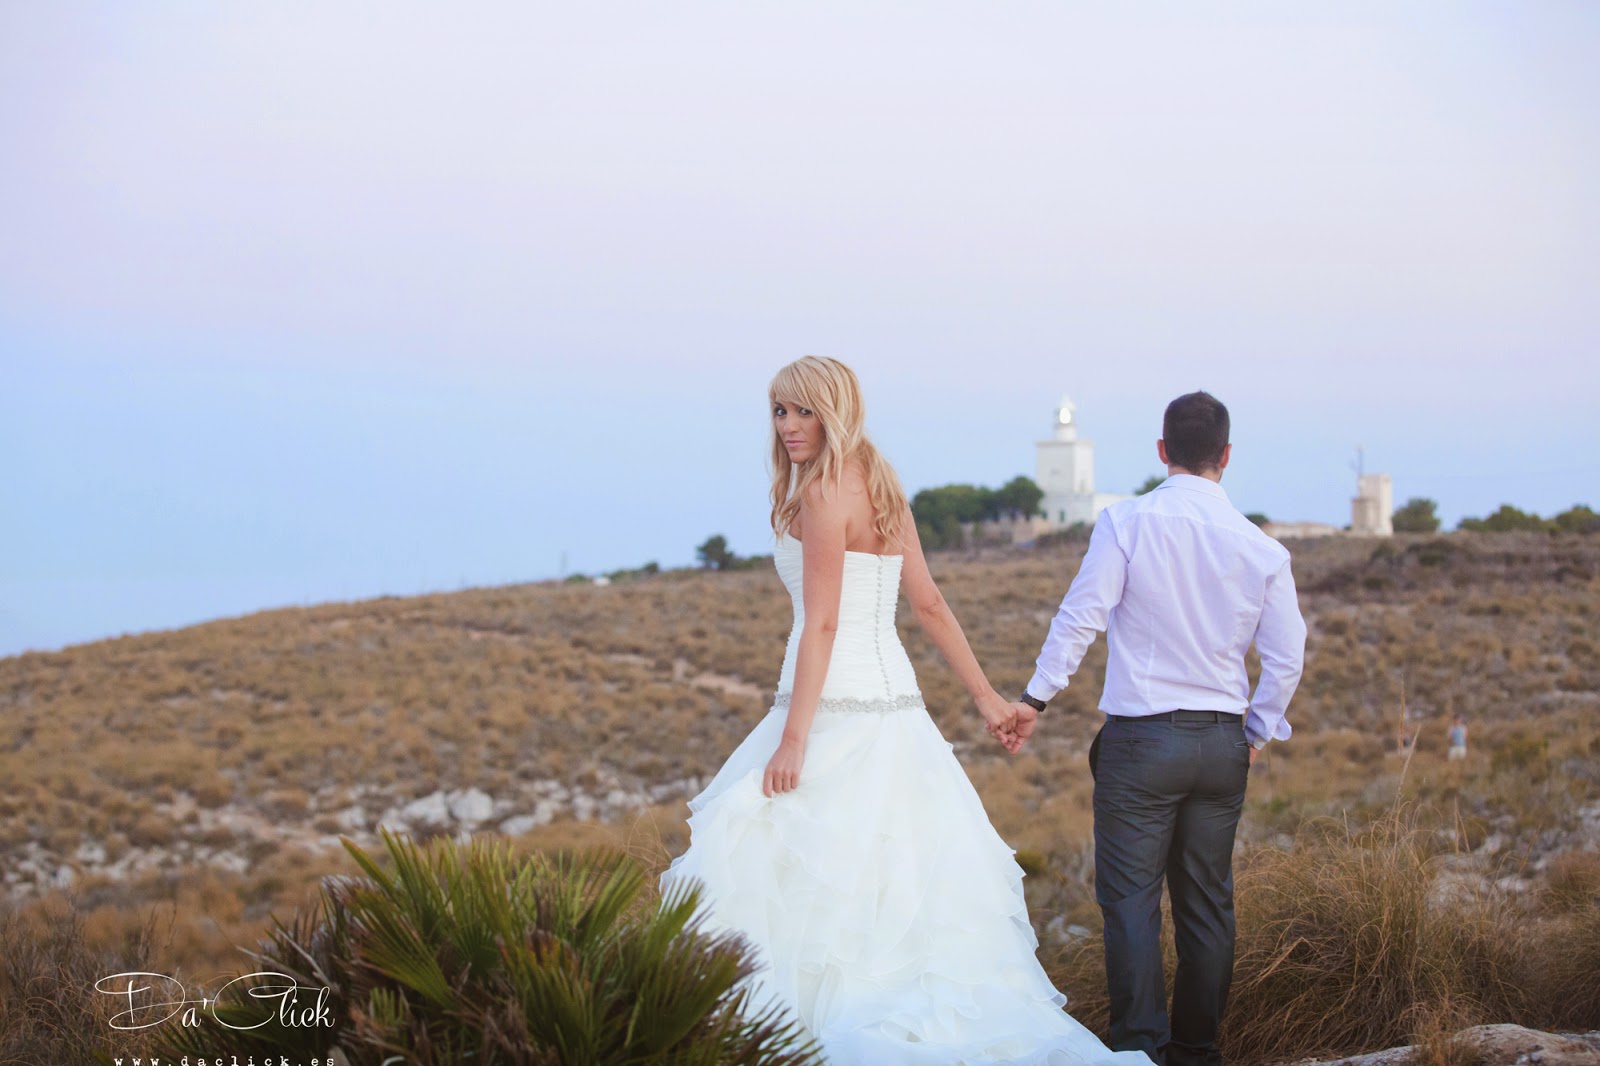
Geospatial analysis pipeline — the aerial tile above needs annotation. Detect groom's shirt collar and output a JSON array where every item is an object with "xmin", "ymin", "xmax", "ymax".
[{"xmin": 1159, "ymin": 473, "xmax": 1230, "ymax": 502}]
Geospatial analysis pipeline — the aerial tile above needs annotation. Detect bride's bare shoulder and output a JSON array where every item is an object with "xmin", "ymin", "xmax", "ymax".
[{"xmin": 838, "ymin": 459, "xmax": 872, "ymax": 497}]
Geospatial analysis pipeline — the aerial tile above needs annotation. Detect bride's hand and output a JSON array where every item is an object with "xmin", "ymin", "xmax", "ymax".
[
  {"xmin": 763, "ymin": 736, "xmax": 806, "ymax": 797},
  {"xmin": 977, "ymin": 690, "xmax": 1019, "ymax": 747}
]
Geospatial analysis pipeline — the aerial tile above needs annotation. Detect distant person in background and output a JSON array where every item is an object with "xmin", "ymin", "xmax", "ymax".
[
  {"xmin": 1008, "ymin": 390, "xmax": 1308, "ymax": 1066},
  {"xmin": 1448, "ymin": 716, "xmax": 1469, "ymax": 760}
]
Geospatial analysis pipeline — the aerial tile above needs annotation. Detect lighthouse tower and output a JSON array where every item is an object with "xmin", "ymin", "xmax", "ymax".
[{"xmin": 1035, "ymin": 395, "xmax": 1129, "ymax": 527}]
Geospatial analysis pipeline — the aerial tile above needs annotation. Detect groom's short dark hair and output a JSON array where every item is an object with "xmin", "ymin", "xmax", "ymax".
[{"xmin": 1163, "ymin": 391, "xmax": 1230, "ymax": 471}]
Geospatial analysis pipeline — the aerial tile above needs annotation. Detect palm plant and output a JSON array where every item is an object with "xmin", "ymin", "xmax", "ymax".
[{"xmin": 132, "ymin": 829, "xmax": 820, "ymax": 1065}]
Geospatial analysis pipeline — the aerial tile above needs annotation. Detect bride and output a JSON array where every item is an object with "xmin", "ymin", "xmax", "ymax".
[{"xmin": 660, "ymin": 356, "xmax": 1152, "ymax": 1066}]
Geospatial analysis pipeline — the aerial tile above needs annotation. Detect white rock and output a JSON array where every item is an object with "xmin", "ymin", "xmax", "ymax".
[
  {"xmin": 447, "ymin": 788, "xmax": 494, "ymax": 824},
  {"xmin": 401, "ymin": 792, "xmax": 451, "ymax": 826},
  {"xmin": 335, "ymin": 805, "xmax": 367, "ymax": 830},
  {"xmin": 498, "ymin": 815, "xmax": 542, "ymax": 836},
  {"xmin": 76, "ymin": 841, "xmax": 107, "ymax": 865},
  {"xmin": 211, "ymin": 852, "xmax": 250, "ymax": 875}
]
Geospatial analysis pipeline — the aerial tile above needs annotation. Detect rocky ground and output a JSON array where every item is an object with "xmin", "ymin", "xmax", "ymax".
[
  {"xmin": 2, "ymin": 771, "xmax": 705, "ymax": 903},
  {"xmin": 1294, "ymin": 1026, "xmax": 1600, "ymax": 1066}
]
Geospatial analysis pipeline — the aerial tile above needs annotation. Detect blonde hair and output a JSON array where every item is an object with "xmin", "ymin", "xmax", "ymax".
[{"xmin": 768, "ymin": 356, "xmax": 909, "ymax": 553}]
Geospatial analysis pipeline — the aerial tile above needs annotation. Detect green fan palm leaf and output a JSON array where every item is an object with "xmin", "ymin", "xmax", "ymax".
[{"xmin": 140, "ymin": 828, "xmax": 821, "ymax": 1065}]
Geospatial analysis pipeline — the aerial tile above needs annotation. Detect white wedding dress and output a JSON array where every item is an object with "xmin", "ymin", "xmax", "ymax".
[{"xmin": 660, "ymin": 533, "xmax": 1152, "ymax": 1066}]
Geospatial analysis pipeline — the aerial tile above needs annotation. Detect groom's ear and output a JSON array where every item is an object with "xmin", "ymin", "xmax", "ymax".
[
  {"xmin": 1156, "ymin": 439, "xmax": 1169, "ymax": 465},
  {"xmin": 1219, "ymin": 443, "xmax": 1232, "ymax": 471}
]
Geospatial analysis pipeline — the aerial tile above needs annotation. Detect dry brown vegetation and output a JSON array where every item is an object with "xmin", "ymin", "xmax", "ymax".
[{"xmin": 1, "ymin": 531, "xmax": 1596, "ymax": 1061}]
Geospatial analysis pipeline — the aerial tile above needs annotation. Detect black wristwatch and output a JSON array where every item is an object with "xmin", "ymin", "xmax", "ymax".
[{"xmin": 1019, "ymin": 692, "xmax": 1047, "ymax": 713}]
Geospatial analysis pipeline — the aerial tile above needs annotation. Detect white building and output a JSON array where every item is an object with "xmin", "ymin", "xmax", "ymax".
[
  {"xmin": 1351, "ymin": 473, "xmax": 1394, "ymax": 536},
  {"xmin": 1036, "ymin": 395, "xmax": 1131, "ymax": 528},
  {"xmin": 1262, "ymin": 520, "xmax": 1342, "ymax": 541}
]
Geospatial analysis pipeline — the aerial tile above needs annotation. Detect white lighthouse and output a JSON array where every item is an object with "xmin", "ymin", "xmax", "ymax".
[{"xmin": 1036, "ymin": 395, "xmax": 1130, "ymax": 527}]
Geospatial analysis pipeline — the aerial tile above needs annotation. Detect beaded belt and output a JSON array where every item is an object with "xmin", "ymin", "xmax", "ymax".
[{"xmin": 772, "ymin": 691, "xmax": 924, "ymax": 715}]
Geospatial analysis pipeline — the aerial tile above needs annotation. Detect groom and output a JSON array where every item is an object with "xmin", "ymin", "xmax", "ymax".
[{"xmin": 1005, "ymin": 391, "xmax": 1307, "ymax": 1066}]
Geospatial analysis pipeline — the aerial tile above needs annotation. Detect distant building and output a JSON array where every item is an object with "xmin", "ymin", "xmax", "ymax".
[
  {"xmin": 1351, "ymin": 473, "xmax": 1394, "ymax": 536},
  {"xmin": 1261, "ymin": 468, "xmax": 1394, "ymax": 542},
  {"xmin": 1036, "ymin": 395, "xmax": 1131, "ymax": 528},
  {"xmin": 1261, "ymin": 521, "xmax": 1341, "ymax": 540}
]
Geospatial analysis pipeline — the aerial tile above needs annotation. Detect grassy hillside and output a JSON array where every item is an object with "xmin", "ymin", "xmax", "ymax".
[{"xmin": 1, "ymin": 530, "xmax": 1596, "ymax": 1057}]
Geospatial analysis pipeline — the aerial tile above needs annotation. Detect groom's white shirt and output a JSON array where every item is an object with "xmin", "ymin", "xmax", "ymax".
[{"xmin": 1025, "ymin": 473, "xmax": 1307, "ymax": 749}]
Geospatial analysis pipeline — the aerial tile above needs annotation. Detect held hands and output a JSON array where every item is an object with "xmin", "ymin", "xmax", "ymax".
[
  {"xmin": 977, "ymin": 691, "xmax": 1028, "ymax": 755},
  {"xmin": 1008, "ymin": 703, "xmax": 1038, "ymax": 751},
  {"xmin": 763, "ymin": 735, "xmax": 806, "ymax": 797}
]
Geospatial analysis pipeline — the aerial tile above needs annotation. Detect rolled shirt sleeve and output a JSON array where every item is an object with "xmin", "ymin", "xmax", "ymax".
[
  {"xmin": 1244, "ymin": 556, "xmax": 1307, "ymax": 748},
  {"xmin": 1025, "ymin": 513, "xmax": 1129, "ymax": 704}
]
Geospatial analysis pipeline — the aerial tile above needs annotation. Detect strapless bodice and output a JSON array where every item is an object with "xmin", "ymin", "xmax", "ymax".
[{"xmin": 773, "ymin": 532, "xmax": 923, "ymax": 712}]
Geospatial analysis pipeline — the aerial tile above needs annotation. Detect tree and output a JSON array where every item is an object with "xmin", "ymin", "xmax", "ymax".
[
  {"xmin": 910, "ymin": 484, "xmax": 993, "ymax": 550},
  {"xmin": 909, "ymin": 475, "xmax": 1052, "ymax": 551},
  {"xmin": 696, "ymin": 534, "xmax": 734, "ymax": 570},
  {"xmin": 993, "ymin": 476, "xmax": 1045, "ymax": 519},
  {"xmin": 1552, "ymin": 504, "xmax": 1600, "ymax": 534},
  {"xmin": 912, "ymin": 484, "xmax": 995, "ymax": 524},
  {"xmin": 606, "ymin": 560, "xmax": 661, "ymax": 582},
  {"xmin": 1456, "ymin": 505, "xmax": 1549, "ymax": 533},
  {"xmin": 1392, "ymin": 497, "xmax": 1441, "ymax": 533},
  {"xmin": 1245, "ymin": 513, "xmax": 1269, "ymax": 528},
  {"xmin": 1135, "ymin": 475, "xmax": 1164, "ymax": 495}
]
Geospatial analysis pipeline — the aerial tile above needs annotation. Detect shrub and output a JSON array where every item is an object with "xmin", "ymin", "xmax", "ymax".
[
  {"xmin": 1222, "ymin": 808, "xmax": 1531, "ymax": 1061},
  {"xmin": 1393, "ymin": 498, "xmax": 1442, "ymax": 534},
  {"xmin": 0, "ymin": 892, "xmax": 171, "ymax": 1066},
  {"xmin": 1046, "ymin": 805, "xmax": 1544, "ymax": 1066},
  {"xmin": 1544, "ymin": 849, "xmax": 1600, "ymax": 913},
  {"xmin": 142, "ymin": 830, "xmax": 821, "ymax": 1065},
  {"xmin": 1535, "ymin": 895, "xmax": 1600, "ymax": 1028},
  {"xmin": 192, "ymin": 771, "xmax": 235, "ymax": 807},
  {"xmin": 1552, "ymin": 504, "xmax": 1600, "ymax": 535},
  {"xmin": 1490, "ymin": 733, "xmax": 1548, "ymax": 776},
  {"xmin": 1457, "ymin": 505, "xmax": 1550, "ymax": 533},
  {"xmin": 1014, "ymin": 849, "xmax": 1049, "ymax": 877}
]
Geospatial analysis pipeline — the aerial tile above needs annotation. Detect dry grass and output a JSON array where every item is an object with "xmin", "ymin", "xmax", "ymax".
[
  {"xmin": 1043, "ymin": 802, "xmax": 1600, "ymax": 1066},
  {"xmin": 0, "ymin": 532, "xmax": 1597, "ymax": 1061},
  {"xmin": 0, "ymin": 892, "xmax": 173, "ymax": 1066},
  {"xmin": 1407, "ymin": 997, "xmax": 1481, "ymax": 1066}
]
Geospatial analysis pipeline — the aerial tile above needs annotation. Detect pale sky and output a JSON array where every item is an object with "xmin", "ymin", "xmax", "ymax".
[{"xmin": 4, "ymin": 2, "xmax": 1598, "ymax": 656}]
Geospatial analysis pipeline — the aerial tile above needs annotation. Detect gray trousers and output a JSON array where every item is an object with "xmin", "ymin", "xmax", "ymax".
[{"xmin": 1089, "ymin": 713, "xmax": 1250, "ymax": 1066}]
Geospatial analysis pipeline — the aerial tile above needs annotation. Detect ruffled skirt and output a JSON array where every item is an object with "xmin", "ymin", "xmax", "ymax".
[{"xmin": 659, "ymin": 702, "xmax": 1153, "ymax": 1066}]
